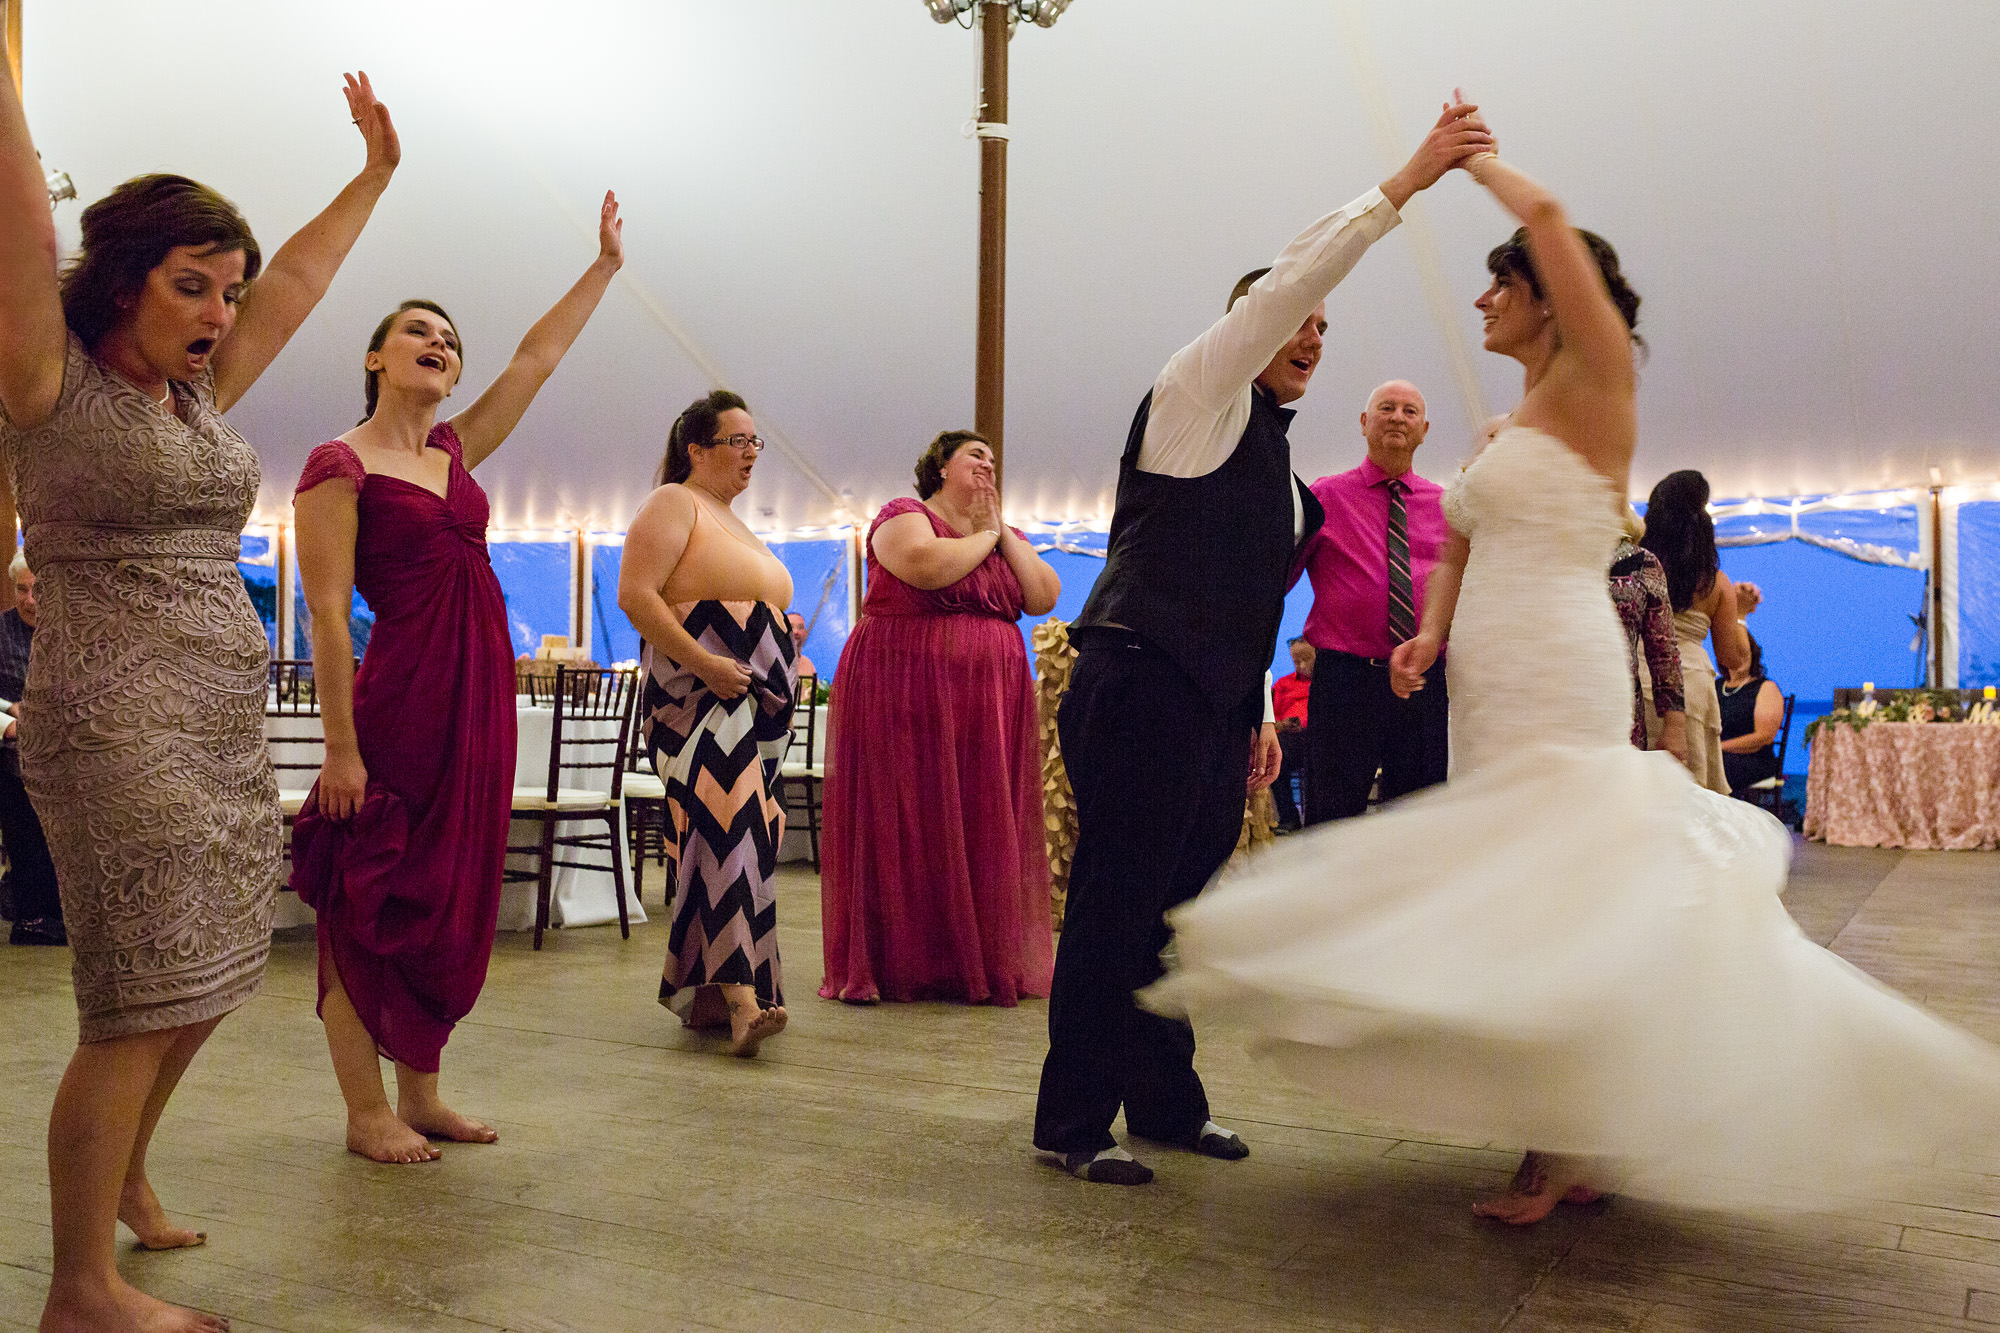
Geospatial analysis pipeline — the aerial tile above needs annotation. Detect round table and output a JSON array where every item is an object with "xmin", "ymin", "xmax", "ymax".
[{"xmin": 1804, "ymin": 721, "xmax": 2000, "ymax": 850}]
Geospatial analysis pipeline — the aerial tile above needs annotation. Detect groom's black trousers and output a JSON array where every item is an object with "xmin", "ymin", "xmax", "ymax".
[{"xmin": 1033, "ymin": 629, "xmax": 1255, "ymax": 1155}]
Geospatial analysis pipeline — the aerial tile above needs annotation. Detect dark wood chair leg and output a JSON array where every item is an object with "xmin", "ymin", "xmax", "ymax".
[
  {"xmin": 533, "ymin": 816, "xmax": 558, "ymax": 950},
  {"xmin": 807, "ymin": 777, "xmax": 821, "ymax": 865},
  {"xmin": 606, "ymin": 808, "xmax": 630, "ymax": 939}
]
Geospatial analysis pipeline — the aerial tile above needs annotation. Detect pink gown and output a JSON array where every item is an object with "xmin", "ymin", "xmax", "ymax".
[
  {"xmin": 289, "ymin": 425, "xmax": 516, "ymax": 1072},
  {"xmin": 820, "ymin": 498, "xmax": 1054, "ymax": 1005}
]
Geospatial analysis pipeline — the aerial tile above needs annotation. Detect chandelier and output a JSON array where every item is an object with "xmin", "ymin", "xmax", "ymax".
[{"xmin": 922, "ymin": 0, "xmax": 1072, "ymax": 28}]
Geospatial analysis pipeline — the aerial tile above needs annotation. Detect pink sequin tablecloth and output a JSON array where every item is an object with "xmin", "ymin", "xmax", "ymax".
[{"xmin": 1805, "ymin": 722, "xmax": 2000, "ymax": 850}]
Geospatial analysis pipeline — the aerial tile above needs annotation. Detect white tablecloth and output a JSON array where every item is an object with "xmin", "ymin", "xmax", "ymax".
[{"xmin": 266, "ymin": 700, "xmax": 646, "ymax": 933}]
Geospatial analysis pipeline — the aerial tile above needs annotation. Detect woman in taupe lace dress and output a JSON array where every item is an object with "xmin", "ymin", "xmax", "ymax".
[{"xmin": 0, "ymin": 70, "xmax": 400, "ymax": 1333}]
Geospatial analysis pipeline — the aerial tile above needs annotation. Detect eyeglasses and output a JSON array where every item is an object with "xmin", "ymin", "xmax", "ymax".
[{"xmin": 702, "ymin": 434, "xmax": 765, "ymax": 454}]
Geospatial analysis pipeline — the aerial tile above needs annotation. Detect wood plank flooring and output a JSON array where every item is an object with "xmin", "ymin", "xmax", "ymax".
[{"xmin": 2, "ymin": 840, "xmax": 1997, "ymax": 1331}]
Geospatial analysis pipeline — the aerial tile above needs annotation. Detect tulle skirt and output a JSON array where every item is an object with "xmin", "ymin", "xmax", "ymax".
[{"xmin": 1149, "ymin": 742, "xmax": 2000, "ymax": 1209}]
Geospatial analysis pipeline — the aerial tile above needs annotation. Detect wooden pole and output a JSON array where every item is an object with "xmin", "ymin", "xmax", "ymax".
[
  {"xmin": 975, "ymin": 0, "xmax": 1009, "ymax": 477},
  {"xmin": 1932, "ymin": 485, "xmax": 1946, "ymax": 687},
  {"xmin": 4, "ymin": 2, "xmax": 22, "ymax": 98}
]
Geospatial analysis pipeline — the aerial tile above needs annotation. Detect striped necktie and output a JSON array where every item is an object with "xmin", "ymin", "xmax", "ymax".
[{"xmin": 1385, "ymin": 477, "xmax": 1417, "ymax": 646}]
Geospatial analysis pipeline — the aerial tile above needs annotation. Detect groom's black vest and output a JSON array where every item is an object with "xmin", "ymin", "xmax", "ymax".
[{"xmin": 1074, "ymin": 387, "xmax": 1324, "ymax": 710}]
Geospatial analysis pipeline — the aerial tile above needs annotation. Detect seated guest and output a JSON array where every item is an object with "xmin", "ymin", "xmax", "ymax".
[
  {"xmin": 786, "ymin": 610, "xmax": 818, "ymax": 680},
  {"xmin": 820, "ymin": 429, "xmax": 1061, "ymax": 1005},
  {"xmin": 0, "ymin": 552, "xmax": 61, "ymax": 946},
  {"xmin": 1720, "ymin": 630, "xmax": 1784, "ymax": 796},
  {"xmin": 1270, "ymin": 638, "xmax": 1313, "ymax": 831}
]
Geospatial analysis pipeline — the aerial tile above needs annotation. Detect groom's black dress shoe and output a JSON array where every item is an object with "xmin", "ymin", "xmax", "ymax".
[{"xmin": 1195, "ymin": 1128, "xmax": 1250, "ymax": 1160}]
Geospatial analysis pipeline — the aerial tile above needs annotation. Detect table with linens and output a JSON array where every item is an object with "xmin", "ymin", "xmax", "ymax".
[
  {"xmin": 265, "ymin": 698, "xmax": 647, "ymax": 933},
  {"xmin": 1805, "ymin": 721, "xmax": 2000, "ymax": 850}
]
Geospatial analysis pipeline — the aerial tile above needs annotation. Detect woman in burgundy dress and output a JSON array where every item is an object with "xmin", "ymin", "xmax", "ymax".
[
  {"xmin": 821, "ymin": 430, "xmax": 1061, "ymax": 1004},
  {"xmin": 291, "ymin": 193, "xmax": 623, "ymax": 1163}
]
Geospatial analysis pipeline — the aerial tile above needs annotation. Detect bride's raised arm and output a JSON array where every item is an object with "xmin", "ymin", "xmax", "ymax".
[{"xmin": 1463, "ymin": 149, "xmax": 1634, "ymax": 394}]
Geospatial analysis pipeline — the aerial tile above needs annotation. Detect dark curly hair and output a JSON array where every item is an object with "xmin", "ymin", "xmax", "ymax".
[
  {"xmin": 913, "ymin": 429, "xmax": 987, "ymax": 500},
  {"xmin": 59, "ymin": 174, "xmax": 262, "ymax": 351},
  {"xmin": 659, "ymin": 389, "xmax": 749, "ymax": 485},
  {"xmin": 1639, "ymin": 469, "xmax": 1718, "ymax": 612},
  {"xmin": 359, "ymin": 299, "xmax": 460, "ymax": 424},
  {"xmin": 1485, "ymin": 226, "xmax": 1642, "ymax": 345}
]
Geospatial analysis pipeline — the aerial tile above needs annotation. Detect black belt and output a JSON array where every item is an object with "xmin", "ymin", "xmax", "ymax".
[{"xmin": 1319, "ymin": 647, "xmax": 1395, "ymax": 669}]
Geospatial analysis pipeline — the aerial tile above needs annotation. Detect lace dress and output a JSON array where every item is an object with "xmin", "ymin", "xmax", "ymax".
[
  {"xmin": 1151, "ymin": 426, "xmax": 2000, "ymax": 1208},
  {"xmin": 0, "ymin": 336, "xmax": 280, "ymax": 1040}
]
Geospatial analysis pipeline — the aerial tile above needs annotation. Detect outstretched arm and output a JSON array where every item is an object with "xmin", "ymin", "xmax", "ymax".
[
  {"xmin": 0, "ymin": 63, "xmax": 66, "ymax": 430},
  {"xmin": 451, "ymin": 191, "xmax": 623, "ymax": 469},
  {"xmin": 213, "ymin": 72, "xmax": 399, "ymax": 413}
]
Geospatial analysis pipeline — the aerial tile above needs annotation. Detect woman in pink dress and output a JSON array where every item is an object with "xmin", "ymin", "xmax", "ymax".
[
  {"xmin": 290, "ymin": 193, "xmax": 623, "ymax": 1164},
  {"xmin": 821, "ymin": 430, "xmax": 1060, "ymax": 1004}
]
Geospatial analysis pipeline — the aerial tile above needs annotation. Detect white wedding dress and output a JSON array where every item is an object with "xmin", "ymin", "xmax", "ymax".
[{"xmin": 1153, "ymin": 427, "xmax": 2000, "ymax": 1207}]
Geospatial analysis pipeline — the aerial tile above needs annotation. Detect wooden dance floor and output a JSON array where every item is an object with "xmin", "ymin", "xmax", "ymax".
[{"xmin": 4, "ymin": 842, "xmax": 2000, "ymax": 1331}]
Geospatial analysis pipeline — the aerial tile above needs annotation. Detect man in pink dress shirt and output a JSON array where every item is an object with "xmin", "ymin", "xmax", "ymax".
[{"xmin": 1293, "ymin": 380, "xmax": 1451, "ymax": 822}]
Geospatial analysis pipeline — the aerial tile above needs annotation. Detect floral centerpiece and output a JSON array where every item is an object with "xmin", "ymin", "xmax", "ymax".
[{"xmin": 1806, "ymin": 687, "xmax": 1999, "ymax": 742}]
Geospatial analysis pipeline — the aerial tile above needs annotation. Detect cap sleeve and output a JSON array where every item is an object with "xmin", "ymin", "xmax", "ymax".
[
  {"xmin": 429, "ymin": 420, "xmax": 466, "ymax": 468},
  {"xmin": 294, "ymin": 440, "xmax": 368, "ymax": 499},
  {"xmin": 869, "ymin": 496, "xmax": 931, "ymax": 541}
]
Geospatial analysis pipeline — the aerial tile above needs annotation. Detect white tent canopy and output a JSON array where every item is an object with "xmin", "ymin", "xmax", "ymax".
[{"xmin": 25, "ymin": 1, "xmax": 2000, "ymax": 535}]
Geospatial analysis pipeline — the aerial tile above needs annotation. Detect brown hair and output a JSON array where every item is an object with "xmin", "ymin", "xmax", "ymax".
[
  {"xmin": 360, "ymin": 299, "xmax": 460, "ymax": 424},
  {"xmin": 1227, "ymin": 267, "xmax": 1270, "ymax": 312},
  {"xmin": 1485, "ymin": 226, "xmax": 1643, "ymax": 343},
  {"xmin": 59, "ymin": 174, "xmax": 262, "ymax": 350},
  {"xmin": 913, "ymin": 429, "xmax": 986, "ymax": 500},
  {"xmin": 660, "ymin": 389, "xmax": 750, "ymax": 485}
]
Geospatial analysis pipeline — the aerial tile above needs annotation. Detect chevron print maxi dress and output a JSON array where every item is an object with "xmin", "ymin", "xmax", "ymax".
[{"xmin": 643, "ymin": 599, "xmax": 798, "ymax": 1016}]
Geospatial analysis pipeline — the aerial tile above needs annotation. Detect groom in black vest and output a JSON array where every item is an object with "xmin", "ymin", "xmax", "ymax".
[{"xmin": 1033, "ymin": 103, "xmax": 1492, "ymax": 1184}]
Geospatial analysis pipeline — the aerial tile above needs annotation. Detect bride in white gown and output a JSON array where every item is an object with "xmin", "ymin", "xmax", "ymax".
[{"xmin": 1150, "ymin": 108, "xmax": 2000, "ymax": 1223}]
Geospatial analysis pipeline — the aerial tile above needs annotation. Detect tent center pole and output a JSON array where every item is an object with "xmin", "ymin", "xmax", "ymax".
[{"xmin": 974, "ymin": 0, "xmax": 1009, "ymax": 482}]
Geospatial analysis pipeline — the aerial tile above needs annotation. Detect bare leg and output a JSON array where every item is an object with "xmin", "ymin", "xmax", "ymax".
[
  {"xmin": 118, "ymin": 1015, "xmax": 222, "ymax": 1250},
  {"xmin": 394, "ymin": 1064, "xmax": 496, "ymax": 1144},
  {"xmin": 722, "ymin": 983, "xmax": 786, "ymax": 1058},
  {"xmin": 319, "ymin": 965, "xmax": 436, "ymax": 1164},
  {"xmin": 40, "ymin": 1027, "xmax": 231, "ymax": 1333}
]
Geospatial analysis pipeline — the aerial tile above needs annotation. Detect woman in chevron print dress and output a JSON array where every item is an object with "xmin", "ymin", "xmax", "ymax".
[{"xmin": 619, "ymin": 391, "xmax": 797, "ymax": 1056}]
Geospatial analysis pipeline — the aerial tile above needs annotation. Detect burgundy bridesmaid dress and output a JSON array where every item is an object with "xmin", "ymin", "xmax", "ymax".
[
  {"xmin": 820, "ymin": 497, "xmax": 1054, "ymax": 1005},
  {"xmin": 290, "ymin": 423, "xmax": 516, "ymax": 1072}
]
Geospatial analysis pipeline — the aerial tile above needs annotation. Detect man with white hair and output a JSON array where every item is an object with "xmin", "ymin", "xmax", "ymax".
[
  {"xmin": 0, "ymin": 549, "xmax": 61, "ymax": 945},
  {"xmin": 1292, "ymin": 379, "xmax": 1451, "ymax": 823}
]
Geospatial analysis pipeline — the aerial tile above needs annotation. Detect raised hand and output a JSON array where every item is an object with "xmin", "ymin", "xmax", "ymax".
[
  {"xmin": 597, "ymin": 190, "xmax": 625, "ymax": 270},
  {"xmin": 1387, "ymin": 97, "xmax": 1493, "ymax": 203},
  {"xmin": 343, "ymin": 71, "xmax": 401, "ymax": 177},
  {"xmin": 1735, "ymin": 581, "xmax": 1762, "ymax": 617}
]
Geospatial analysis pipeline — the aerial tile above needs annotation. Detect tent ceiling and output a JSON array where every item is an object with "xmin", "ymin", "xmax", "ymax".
[{"xmin": 27, "ymin": 1, "xmax": 1999, "ymax": 532}]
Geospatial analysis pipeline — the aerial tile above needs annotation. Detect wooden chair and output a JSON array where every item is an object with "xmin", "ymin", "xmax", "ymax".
[
  {"xmin": 621, "ymin": 682, "xmax": 669, "ymax": 899},
  {"xmin": 506, "ymin": 665, "xmax": 639, "ymax": 949},
  {"xmin": 267, "ymin": 658, "xmax": 327, "ymax": 882},
  {"xmin": 779, "ymin": 675, "xmax": 823, "ymax": 866},
  {"xmin": 1742, "ymin": 693, "xmax": 1797, "ymax": 825}
]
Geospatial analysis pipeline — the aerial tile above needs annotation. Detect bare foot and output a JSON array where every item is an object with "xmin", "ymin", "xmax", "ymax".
[
  {"xmin": 399, "ymin": 1099, "xmax": 498, "ymax": 1145},
  {"xmin": 1472, "ymin": 1150, "xmax": 1591, "ymax": 1226},
  {"xmin": 40, "ymin": 1275, "xmax": 229, "ymax": 1332},
  {"xmin": 729, "ymin": 1004, "xmax": 787, "ymax": 1057},
  {"xmin": 345, "ymin": 1106, "xmax": 440, "ymax": 1164},
  {"xmin": 118, "ymin": 1175, "xmax": 206, "ymax": 1251}
]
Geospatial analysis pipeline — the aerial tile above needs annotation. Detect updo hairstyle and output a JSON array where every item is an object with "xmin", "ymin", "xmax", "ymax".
[
  {"xmin": 913, "ymin": 430, "xmax": 987, "ymax": 500},
  {"xmin": 1485, "ymin": 226, "xmax": 1643, "ymax": 344},
  {"xmin": 59, "ymin": 173, "xmax": 263, "ymax": 350},
  {"xmin": 659, "ymin": 389, "xmax": 750, "ymax": 485}
]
